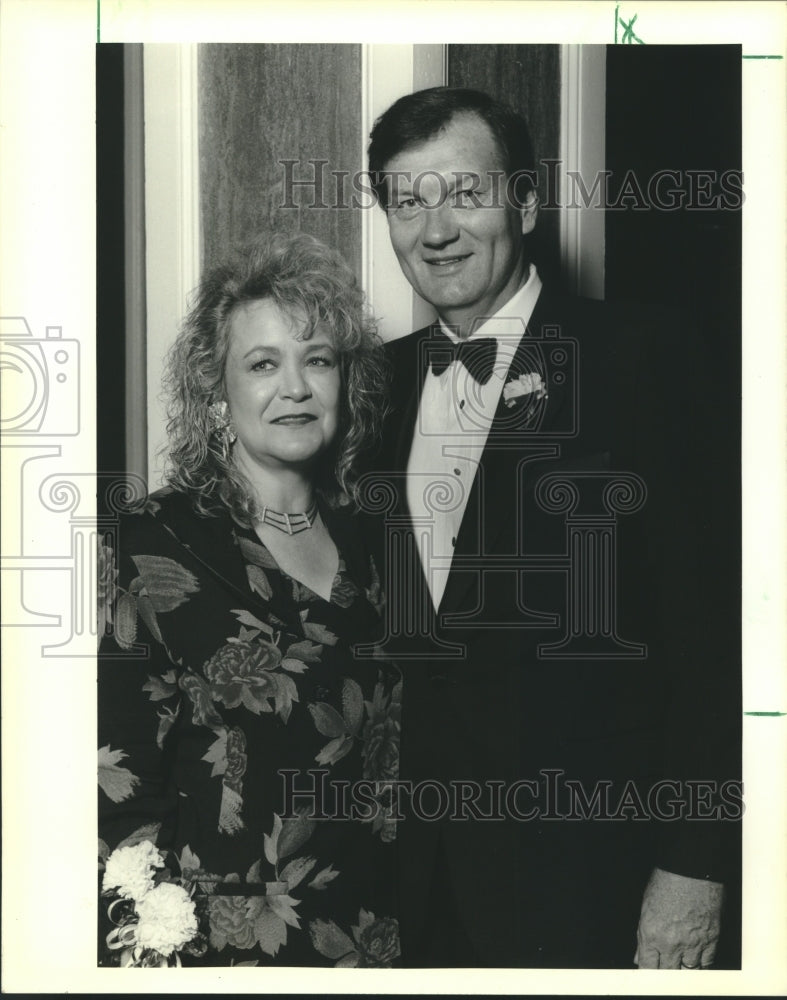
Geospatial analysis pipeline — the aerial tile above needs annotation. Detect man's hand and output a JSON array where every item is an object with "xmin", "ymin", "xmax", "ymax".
[{"xmin": 634, "ymin": 867, "xmax": 724, "ymax": 969}]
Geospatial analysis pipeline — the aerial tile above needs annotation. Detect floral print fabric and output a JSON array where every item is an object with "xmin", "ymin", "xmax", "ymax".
[{"xmin": 98, "ymin": 489, "xmax": 401, "ymax": 967}]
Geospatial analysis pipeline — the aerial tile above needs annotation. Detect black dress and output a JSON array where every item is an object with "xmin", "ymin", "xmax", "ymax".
[{"xmin": 98, "ymin": 488, "xmax": 401, "ymax": 967}]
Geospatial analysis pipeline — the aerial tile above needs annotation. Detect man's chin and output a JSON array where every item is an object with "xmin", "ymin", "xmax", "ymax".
[{"xmin": 413, "ymin": 284, "xmax": 479, "ymax": 315}]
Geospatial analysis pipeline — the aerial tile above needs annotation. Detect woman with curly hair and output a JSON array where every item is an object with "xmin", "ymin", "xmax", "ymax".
[{"xmin": 98, "ymin": 232, "xmax": 401, "ymax": 968}]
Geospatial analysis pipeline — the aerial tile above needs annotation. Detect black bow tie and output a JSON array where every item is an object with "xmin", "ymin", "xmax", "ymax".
[{"xmin": 425, "ymin": 330, "xmax": 498, "ymax": 385}]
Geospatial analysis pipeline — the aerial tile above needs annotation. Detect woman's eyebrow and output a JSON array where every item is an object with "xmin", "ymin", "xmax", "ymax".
[
  {"xmin": 301, "ymin": 338, "xmax": 336, "ymax": 352},
  {"xmin": 241, "ymin": 344, "xmax": 281, "ymax": 360}
]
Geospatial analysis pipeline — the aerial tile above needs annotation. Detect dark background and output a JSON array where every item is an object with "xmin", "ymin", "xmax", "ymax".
[
  {"xmin": 605, "ymin": 45, "xmax": 741, "ymax": 966},
  {"xmin": 96, "ymin": 44, "xmax": 127, "ymax": 486}
]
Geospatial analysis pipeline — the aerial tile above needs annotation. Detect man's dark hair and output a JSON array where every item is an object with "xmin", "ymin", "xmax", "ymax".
[{"xmin": 367, "ymin": 86, "xmax": 536, "ymax": 209}]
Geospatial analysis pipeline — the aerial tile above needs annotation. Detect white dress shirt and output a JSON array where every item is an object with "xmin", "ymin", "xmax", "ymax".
[{"xmin": 406, "ymin": 265, "xmax": 543, "ymax": 610}]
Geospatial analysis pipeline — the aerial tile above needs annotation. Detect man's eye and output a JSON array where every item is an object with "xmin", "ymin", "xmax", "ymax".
[
  {"xmin": 453, "ymin": 188, "xmax": 481, "ymax": 207},
  {"xmin": 394, "ymin": 198, "xmax": 420, "ymax": 218}
]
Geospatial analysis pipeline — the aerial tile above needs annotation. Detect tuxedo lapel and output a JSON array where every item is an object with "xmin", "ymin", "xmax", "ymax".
[
  {"xmin": 385, "ymin": 307, "xmax": 576, "ymax": 622},
  {"xmin": 491, "ymin": 289, "xmax": 570, "ymax": 436},
  {"xmin": 437, "ymin": 294, "xmax": 570, "ymax": 618},
  {"xmin": 387, "ymin": 327, "xmax": 433, "ymax": 511}
]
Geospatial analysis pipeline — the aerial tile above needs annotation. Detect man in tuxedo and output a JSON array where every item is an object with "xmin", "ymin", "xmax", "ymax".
[{"xmin": 364, "ymin": 87, "xmax": 739, "ymax": 968}]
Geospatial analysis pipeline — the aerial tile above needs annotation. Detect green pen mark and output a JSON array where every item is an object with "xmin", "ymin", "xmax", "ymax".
[
  {"xmin": 744, "ymin": 712, "xmax": 786, "ymax": 717},
  {"xmin": 97, "ymin": 0, "xmax": 101, "ymax": 44},
  {"xmin": 614, "ymin": 4, "xmax": 646, "ymax": 44},
  {"xmin": 742, "ymin": 55, "xmax": 784, "ymax": 60}
]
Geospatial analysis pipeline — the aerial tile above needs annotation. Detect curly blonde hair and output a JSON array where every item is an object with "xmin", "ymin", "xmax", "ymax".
[{"xmin": 163, "ymin": 231, "xmax": 388, "ymax": 522}]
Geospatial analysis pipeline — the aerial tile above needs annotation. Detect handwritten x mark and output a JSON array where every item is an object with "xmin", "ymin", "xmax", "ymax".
[{"xmin": 615, "ymin": 4, "xmax": 646, "ymax": 44}]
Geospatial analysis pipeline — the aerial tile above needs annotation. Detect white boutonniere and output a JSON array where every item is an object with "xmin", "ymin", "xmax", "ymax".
[{"xmin": 503, "ymin": 372, "xmax": 548, "ymax": 409}]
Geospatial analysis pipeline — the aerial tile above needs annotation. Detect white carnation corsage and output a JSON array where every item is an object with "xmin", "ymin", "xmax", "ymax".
[
  {"xmin": 502, "ymin": 372, "xmax": 548, "ymax": 409},
  {"xmin": 102, "ymin": 838, "xmax": 206, "ymax": 967}
]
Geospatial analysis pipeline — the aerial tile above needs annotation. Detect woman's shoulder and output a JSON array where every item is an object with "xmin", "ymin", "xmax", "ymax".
[
  {"xmin": 113, "ymin": 486, "xmax": 187, "ymax": 536},
  {"xmin": 127, "ymin": 484, "xmax": 191, "ymax": 515},
  {"xmin": 112, "ymin": 485, "xmax": 230, "ymax": 557}
]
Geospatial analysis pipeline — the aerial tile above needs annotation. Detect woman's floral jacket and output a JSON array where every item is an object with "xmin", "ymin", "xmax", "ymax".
[{"xmin": 98, "ymin": 488, "xmax": 401, "ymax": 967}]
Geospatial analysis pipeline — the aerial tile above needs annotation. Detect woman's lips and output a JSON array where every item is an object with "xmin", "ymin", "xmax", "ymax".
[{"xmin": 270, "ymin": 414, "xmax": 317, "ymax": 425}]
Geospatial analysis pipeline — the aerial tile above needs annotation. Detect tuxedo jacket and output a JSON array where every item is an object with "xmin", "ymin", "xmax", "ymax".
[{"xmin": 365, "ymin": 288, "xmax": 741, "ymax": 967}]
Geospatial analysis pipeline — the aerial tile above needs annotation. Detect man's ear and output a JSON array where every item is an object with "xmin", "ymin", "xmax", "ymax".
[{"xmin": 519, "ymin": 190, "xmax": 539, "ymax": 235}]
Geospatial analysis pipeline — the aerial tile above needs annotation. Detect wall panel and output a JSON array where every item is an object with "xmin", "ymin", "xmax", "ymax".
[
  {"xmin": 448, "ymin": 44, "xmax": 562, "ymax": 288},
  {"xmin": 199, "ymin": 43, "xmax": 362, "ymax": 277}
]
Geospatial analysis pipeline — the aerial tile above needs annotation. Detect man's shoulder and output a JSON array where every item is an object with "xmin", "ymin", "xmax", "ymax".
[
  {"xmin": 381, "ymin": 290, "xmax": 686, "ymax": 377},
  {"xmin": 383, "ymin": 325, "xmax": 435, "ymax": 388},
  {"xmin": 532, "ymin": 288, "xmax": 655, "ymax": 331},
  {"xmin": 532, "ymin": 289, "xmax": 689, "ymax": 364},
  {"xmin": 383, "ymin": 324, "xmax": 433, "ymax": 356}
]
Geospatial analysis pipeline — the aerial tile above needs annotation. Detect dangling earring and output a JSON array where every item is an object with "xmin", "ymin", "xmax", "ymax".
[{"xmin": 207, "ymin": 400, "xmax": 237, "ymax": 459}]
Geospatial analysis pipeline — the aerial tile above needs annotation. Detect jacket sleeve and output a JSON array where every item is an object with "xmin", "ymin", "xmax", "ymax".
[
  {"xmin": 622, "ymin": 308, "xmax": 741, "ymax": 884},
  {"xmin": 97, "ymin": 516, "xmax": 186, "ymax": 854}
]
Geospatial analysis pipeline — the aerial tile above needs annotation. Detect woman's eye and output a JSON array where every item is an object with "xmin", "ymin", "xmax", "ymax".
[
  {"xmin": 251, "ymin": 358, "xmax": 275, "ymax": 372},
  {"xmin": 307, "ymin": 355, "xmax": 334, "ymax": 367}
]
